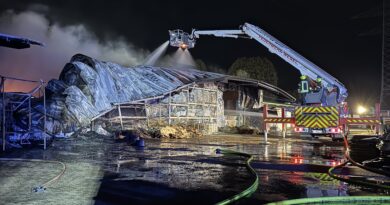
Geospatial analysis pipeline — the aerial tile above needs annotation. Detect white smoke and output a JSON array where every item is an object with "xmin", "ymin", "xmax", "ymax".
[{"xmin": 0, "ymin": 9, "xmax": 149, "ymax": 88}]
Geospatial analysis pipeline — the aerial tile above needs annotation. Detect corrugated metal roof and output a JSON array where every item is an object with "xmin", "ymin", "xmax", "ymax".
[{"xmin": 59, "ymin": 54, "xmax": 294, "ymax": 124}]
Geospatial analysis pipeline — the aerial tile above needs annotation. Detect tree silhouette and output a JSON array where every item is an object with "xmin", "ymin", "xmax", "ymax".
[{"xmin": 228, "ymin": 57, "xmax": 278, "ymax": 86}]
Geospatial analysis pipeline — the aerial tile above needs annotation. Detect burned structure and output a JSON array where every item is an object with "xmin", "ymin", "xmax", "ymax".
[
  {"xmin": 1, "ymin": 54, "xmax": 294, "ymax": 149},
  {"xmin": 0, "ymin": 76, "xmax": 47, "ymax": 151},
  {"xmin": 58, "ymin": 54, "xmax": 293, "ymax": 134}
]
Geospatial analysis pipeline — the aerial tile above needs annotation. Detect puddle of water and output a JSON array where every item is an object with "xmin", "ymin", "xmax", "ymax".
[{"xmin": 0, "ymin": 134, "xmax": 387, "ymax": 205}]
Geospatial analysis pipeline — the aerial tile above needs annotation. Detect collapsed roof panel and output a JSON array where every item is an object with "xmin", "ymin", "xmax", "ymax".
[{"xmin": 57, "ymin": 54, "xmax": 294, "ymax": 125}]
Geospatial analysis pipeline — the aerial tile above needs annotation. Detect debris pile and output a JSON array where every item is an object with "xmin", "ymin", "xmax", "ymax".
[
  {"xmin": 34, "ymin": 53, "xmax": 224, "ymax": 137},
  {"xmin": 219, "ymin": 125, "xmax": 261, "ymax": 135},
  {"xmin": 148, "ymin": 125, "xmax": 203, "ymax": 139}
]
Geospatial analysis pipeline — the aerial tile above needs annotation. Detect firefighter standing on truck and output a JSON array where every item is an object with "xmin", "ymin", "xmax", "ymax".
[
  {"xmin": 298, "ymin": 75, "xmax": 309, "ymax": 104},
  {"xmin": 314, "ymin": 76, "xmax": 323, "ymax": 92}
]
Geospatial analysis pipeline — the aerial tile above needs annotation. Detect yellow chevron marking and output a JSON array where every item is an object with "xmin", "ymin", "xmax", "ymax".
[
  {"xmin": 324, "ymin": 107, "xmax": 332, "ymax": 113},
  {"xmin": 319, "ymin": 107, "xmax": 327, "ymax": 113},
  {"xmin": 317, "ymin": 119, "xmax": 328, "ymax": 128},
  {"xmin": 306, "ymin": 107, "xmax": 314, "ymax": 113},
  {"xmin": 311, "ymin": 122, "xmax": 320, "ymax": 128},
  {"xmin": 322, "ymin": 113, "xmax": 332, "ymax": 121},
  {"xmin": 328, "ymin": 114, "xmax": 336, "ymax": 121},
  {"xmin": 312, "ymin": 107, "xmax": 321, "ymax": 113},
  {"xmin": 303, "ymin": 115, "xmax": 316, "ymax": 126},
  {"xmin": 306, "ymin": 117, "xmax": 317, "ymax": 127}
]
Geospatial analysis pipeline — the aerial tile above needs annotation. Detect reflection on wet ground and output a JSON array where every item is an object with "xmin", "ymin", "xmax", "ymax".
[{"xmin": 0, "ymin": 133, "xmax": 388, "ymax": 204}]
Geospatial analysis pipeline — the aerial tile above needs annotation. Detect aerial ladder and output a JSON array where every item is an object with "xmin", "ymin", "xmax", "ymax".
[{"xmin": 168, "ymin": 23, "xmax": 381, "ymax": 140}]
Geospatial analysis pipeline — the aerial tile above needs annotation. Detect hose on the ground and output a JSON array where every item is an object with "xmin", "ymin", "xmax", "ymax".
[
  {"xmin": 327, "ymin": 134, "xmax": 390, "ymax": 190},
  {"xmin": 266, "ymin": 196, "xmax": 390, "ymax": 205},
  {"xmin": 268, "ymin": 134, "xmax": 390, "ymax": 205},
  {"xmin": 344, "ymin": 135, "xmax": 390, "ymax": 177},
  {"xmin": 0, "ymin": 158, "xmax": 66, "ymax": 192},
  {"xmin": 214, "ymin": 148, "xmax": 259, "ymax": 205}
]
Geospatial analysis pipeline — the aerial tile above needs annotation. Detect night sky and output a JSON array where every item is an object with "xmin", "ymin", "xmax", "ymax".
[{"xmin": 0, "ymin": 0, "xmax": 383, "ymax": 107}]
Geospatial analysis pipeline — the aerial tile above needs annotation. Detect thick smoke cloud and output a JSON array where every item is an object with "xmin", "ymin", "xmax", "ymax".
[{"xmin": 0, "ymin": 8, "xmax": 149, "ymax": 91}]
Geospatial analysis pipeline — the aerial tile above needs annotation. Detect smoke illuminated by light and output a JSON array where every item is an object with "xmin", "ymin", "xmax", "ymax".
[{"xmin": 0, "ymin": 9, "xmax": 149, "ymax": 85}]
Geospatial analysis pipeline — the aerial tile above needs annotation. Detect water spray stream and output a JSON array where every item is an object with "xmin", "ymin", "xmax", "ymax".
[
  {"xmin": 143, "ymin": 41, "xmax": 169, "ymax": 66},
  {"xmin": 171, "ymin": 48, "xmax": 196, "ymax": 68}
]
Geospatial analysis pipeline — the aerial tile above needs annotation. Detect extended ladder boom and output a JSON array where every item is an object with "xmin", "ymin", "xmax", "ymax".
[{"xmin": 169, "ymin": 23, "xmax": 348, "ymax": 105}]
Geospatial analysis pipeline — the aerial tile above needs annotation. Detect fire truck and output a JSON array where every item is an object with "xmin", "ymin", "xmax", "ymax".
[{"xmin": 168, "ymin": 23, "xmax": 381, "ymax": 140}]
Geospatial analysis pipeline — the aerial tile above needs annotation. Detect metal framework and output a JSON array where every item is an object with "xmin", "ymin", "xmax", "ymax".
[
  {"xmin": 1, "ymin": 75, "xmax": 46, "ymax": 151},
  {"xmin": 382, "ymin": 0, "xmax": 390, "ymax": 112},
  {"xmin": 96, "ymin": 83, "xmax": 219, "ymax": 133}
]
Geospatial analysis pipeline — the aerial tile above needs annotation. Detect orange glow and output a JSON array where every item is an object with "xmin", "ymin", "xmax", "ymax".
[
  {"xmin": 2, "ymin": 80, "xmax": 42, "ymax": 93},
  {"xmin": 292, "ymin": 156, "xmax": 304, "ymax": 164}
]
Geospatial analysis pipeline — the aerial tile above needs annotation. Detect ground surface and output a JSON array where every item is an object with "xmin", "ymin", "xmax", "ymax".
[{"xmin": 0, "ymin": 132, "xmax": 389, "ymax": 205}]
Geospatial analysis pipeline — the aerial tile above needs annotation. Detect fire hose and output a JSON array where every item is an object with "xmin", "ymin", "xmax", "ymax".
[
  {"xmin": 214, "ymin": 148, "xmax": 259, "ymax": 205},
  {"xmin": 0, "ymin": 158, "xmax": 66, "ymax": 192},
  {"xmin": 327, "ymin": 134, "xmax": 390, "ymax": 190},
  {"xmin": 266, "ymin": 196, "xmax": 390, "ymax": 205},
  {"xmin": 268, "ymin": 134, "xmax": 390, "ymax": 205}
]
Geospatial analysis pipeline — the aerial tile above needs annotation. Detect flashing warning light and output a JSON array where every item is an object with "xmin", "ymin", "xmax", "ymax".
[
  {"xmin": 330, "ymin": 128, "xmax": 339, "ymax": 133},
  {"xmin": 294, "ymin": 127, "xmax": 304, "ymax": 132}
]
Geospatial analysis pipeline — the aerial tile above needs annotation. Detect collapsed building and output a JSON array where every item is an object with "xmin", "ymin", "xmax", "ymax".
[{"xmin": 1, "ymin": 54, "xmax": 295, "ymax": 148}]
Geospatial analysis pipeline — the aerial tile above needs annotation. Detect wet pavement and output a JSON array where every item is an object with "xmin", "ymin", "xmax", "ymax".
[{"xmin": 0, "ymin": 133, "xmax": 389, "ymax": 204}]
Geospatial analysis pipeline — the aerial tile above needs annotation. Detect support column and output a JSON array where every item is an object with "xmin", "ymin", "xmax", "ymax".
[
  {"xmin": 263, "ymin": 104, "xmax": 268, "ymax": 143},
  {"xmin": 118, "ymin": 104, "xmax": 123, "ymax": 130},
  {"xmin": 159, "ymin": 105, "xmax": 162, "ymax": 121},
  {"xmin": 28, "ymin": 95, "xmax": 32, "ymax": 132},
  {"xmin": 168, "ymin": 92, "xmax": 171, "ymax": 125},
  {"xmin": 375, "ymin": 103, "xmax": 381, "ymax": 134},
  {"xmin": 2, "ymin": 77, "xmax": 5, "ymax": 151},
  {"xmin": 43, "ymin": 83, "xmax": 46, "ymax": 150},
  {"xmin": 282, "ymin": 108, "xmax": 286, "ymax": 139},
  {"xmin": 144, "ymin": 100, "xmax": 149, "ymax": 127}
]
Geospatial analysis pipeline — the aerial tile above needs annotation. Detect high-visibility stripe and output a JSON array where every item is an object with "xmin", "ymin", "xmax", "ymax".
[
  {"xmin": 346, "ymin": 119, "xmax": 380, "ymax": 124},
  {"xmin": 322, "ymin": 113, "xmax": 332, "ymax": 121},
  {"xmin": 294, "ymin": 106, "xmax": 341, "ymax": 128},
  {"xmin": 327, "ymin": 114, "xmax": 337, "ymax": 121},
  {"xmin": 319, "ymin": 107, "xmax": 328, "ymax": 113},
  {"xmin": 302, "ymin": 114, "xmax": 315, "ymax": 126},
  {"xmin": 306, "ymin": 116, "xmax": 317, "ymax": 127},
  {"xmin": 317, "ymin": 118, "xmax": 327, "ymax": 128},
  {"xmin": 305, "ymin": 107, "xmax": 314, "ymax": 113}
]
